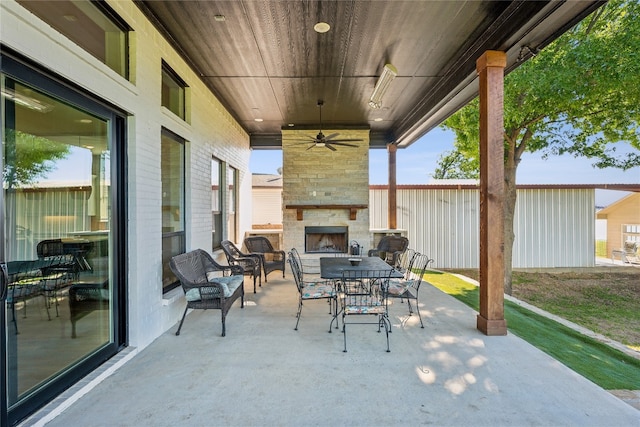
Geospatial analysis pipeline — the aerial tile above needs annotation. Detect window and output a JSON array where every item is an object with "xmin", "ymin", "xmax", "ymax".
[
  {"xmin": 161, "ymin": 128, "xmax": 185, "ymax": 291},
  {"xmin": 622, "ymin": 224, "xmax": 640, "ymax": 244},
  {"xmin": 17, "ymin": 0, "xmax": 129, "ymax": 78},
  {"xmin": 161, "ymin": 61, "xmax": 187, "ymax": 120},
  {"xmin": 227, "ymin": 166, "xmax": 238, "ymax": 243},
  {"xmin": 211, "ymin": 158, "xmax": 223, "ymax": 249},
  {"xmin": 2, "ymin": 53, "xmax": 126, "ymax": 423}
]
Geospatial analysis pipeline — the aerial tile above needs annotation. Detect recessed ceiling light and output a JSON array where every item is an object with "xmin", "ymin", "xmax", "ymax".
[
  {"xmin": 314, "ymin": 22, "xmax": 330, "ymax": 33},
  {"xmin": 374, "ymin": 118, "xmax": 383, "ymax": 122},
  {"xmin": 63, "ymin": 15, "xmax": 77, "ymax": 22},
  {"xmin": 77, "ymin": 119, "xmax": 93, "ymax": 124},
  {"xmin": 254, "ymin": 118, "xmax": 263, "ymax": 122},
  {"xmin": 214, "ymin": 15, "xmax": 226, "ymax": 22},
  {"xmin": 288, "ymin": 123, "xmax": 295, "ymax": 127}
]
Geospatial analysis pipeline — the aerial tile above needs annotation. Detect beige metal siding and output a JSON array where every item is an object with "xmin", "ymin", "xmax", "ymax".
[
  {"xmin": 7, "ymin": 188, "xmax": 92, "ymax": 260},
  {"xmin": 371, "ymin": 188, "xmax": 480, "ymax": 268},
  {"xmin": 371, "ymin": 188, "xmax": 595, "ymax": 268},
  {"xmin": 513, "ymin": 189, "xmax": 595, "ymax": 268},
  {"xmin": 252, "ymin": 188, "xmax": 283, "ymax": 226}
]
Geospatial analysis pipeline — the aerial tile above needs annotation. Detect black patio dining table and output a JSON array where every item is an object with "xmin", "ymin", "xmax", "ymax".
[{"xmin": 319, "ymin": 256, "xmax": 404, "ymax": 280}]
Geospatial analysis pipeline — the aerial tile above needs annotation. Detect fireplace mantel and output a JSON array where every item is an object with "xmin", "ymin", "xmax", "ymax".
[{"xmin": 285, "ymin": 204, "xmax": 368, "ymax": 221}]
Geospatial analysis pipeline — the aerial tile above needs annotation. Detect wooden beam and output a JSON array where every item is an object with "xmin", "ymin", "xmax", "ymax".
[
  {"xmin": 476, "ymin": 50, "xmax": 508, "ymax": 336},
  {"xmin": 285, "ymin": 204, "xmax": 368, "ymax": 221},
  {"xmin": 387, "ymin": 143, "xmax": 398, "ymax": 229}
]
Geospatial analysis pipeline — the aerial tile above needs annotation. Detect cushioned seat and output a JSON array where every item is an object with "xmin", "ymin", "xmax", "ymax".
[{"xmin": 186, "ymin": 274, "xmax": 244, "ymax": 300}]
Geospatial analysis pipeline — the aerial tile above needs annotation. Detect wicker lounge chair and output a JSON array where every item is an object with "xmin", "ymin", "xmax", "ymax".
[
  {"xmin": 244, "ymin": 236, "xmax": 286, "ymax": 282},
  {"xmin": 368, "ymin": 235, "xmax": 409, "ymax": 266},
  {"xmin": 221, "ymin": 240, "xmax": 262, "ymax": 293}
]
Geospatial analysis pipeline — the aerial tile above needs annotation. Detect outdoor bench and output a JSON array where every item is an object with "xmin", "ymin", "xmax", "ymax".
[{"xmin": 170, "ymin": 249, "xmax": 244, "ymax": 336}]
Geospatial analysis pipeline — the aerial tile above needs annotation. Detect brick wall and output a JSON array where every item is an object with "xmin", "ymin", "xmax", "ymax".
[{"xmin": 2, "ymin": 0, "xmax": 251, "ymax": 348}]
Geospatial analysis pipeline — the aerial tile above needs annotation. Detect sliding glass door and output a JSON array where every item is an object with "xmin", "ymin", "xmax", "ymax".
[{"xmin": 1, "ymin": 53, "xmax": 126, "ymax": 425}]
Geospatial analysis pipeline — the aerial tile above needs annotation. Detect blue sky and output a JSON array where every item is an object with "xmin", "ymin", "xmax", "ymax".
[{"xmin": 250, "ymin": 127, "xmax": 640, "ymax": 207}]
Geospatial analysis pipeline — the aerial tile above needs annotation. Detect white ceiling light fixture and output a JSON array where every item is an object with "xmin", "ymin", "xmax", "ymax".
[
  {"xmin": 368, "ymin": 63, "xmax": 397, "ymax": 109},
  {"xmin": 251, "ymin": 107, "xmax": 263, "ymax": 122},
  {"xmin": 314, "ymin": 22, "xmax": 330, "ymax": 33}
]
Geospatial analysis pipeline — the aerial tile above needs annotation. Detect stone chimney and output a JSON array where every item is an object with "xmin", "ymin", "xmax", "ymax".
[{"xmin": 282, "ymin": 128, "xmax": 371, "ymax": 254}]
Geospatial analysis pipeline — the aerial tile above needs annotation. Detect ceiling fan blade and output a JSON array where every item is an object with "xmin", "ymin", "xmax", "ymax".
[
  {"xmin": 283, "ymin": 136, "xmax": 317, "ymax": 142},
  {"xmin": 326, "ymin": 144, "xmax": 337, "ymax": 151},
  {"xmin": 327, "ymin": 141, "xmax": 359, "ymax": 147},
  {"xmin": 324, "ymin": 138, "xmax": 363, "ymax": 143},
  {"xmin": 306, "ymin": 144, "xmax": 315, "ymax": 150},
  {"xmin": 323, "ymin": 133, "xmax": 340, "ymax": 140}
]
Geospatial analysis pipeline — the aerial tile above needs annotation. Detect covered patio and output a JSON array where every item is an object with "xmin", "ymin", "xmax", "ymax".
[
  {"xmin": 23, "ymin": 272, "xmax": 639, "ymax": 426},
  {"xmin": 4, "ymin": 1, "xmax": 637, "ymax": 425}
]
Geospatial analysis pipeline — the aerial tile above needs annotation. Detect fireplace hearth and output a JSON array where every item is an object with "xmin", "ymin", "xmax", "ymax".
[{"xmin": 305, "ymin": 226, "xmax": 348, "ymax": 253}]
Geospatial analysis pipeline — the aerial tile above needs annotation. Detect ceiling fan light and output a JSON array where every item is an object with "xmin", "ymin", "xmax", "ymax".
[
  {"xmin": 369, "ymin": 63, "xmax": 397, "ymax": 109},
  {"xmin": 314, "ymin": 22, "xmax": 331, "ymax": 33}
]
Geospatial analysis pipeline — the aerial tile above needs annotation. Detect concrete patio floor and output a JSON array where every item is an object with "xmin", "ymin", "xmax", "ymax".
[{"xmin": 23, "ymin": 271, "xmax": 640, "ymax": 427}]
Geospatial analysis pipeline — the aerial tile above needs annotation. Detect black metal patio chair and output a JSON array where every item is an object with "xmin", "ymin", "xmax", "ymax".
[
  {"xmin": 394, "ymin": 248, "xmax": 417, "ymax": 274},
  {"xmin": 289, "ymin": 247, "xmax": 321, "ymax": 277},
  {"xmin": 340, "ymin": 268, "xmax": 393, "ymax": 353},
  {"xmin": 288, "ymin": 254, "xmax": 338, "ymax": 332},
  {"xmin": 386, "ymin": 253, "xmax": 434, "ymax": 328}
]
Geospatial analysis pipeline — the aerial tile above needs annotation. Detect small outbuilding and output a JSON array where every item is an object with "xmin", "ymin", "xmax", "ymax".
[{"xmin": 597, "ymin": 193, "xmax": 640, "ymax": 263}]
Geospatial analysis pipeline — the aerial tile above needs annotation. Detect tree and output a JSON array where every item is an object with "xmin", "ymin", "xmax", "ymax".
[
  {"xmin": 3, "ymin": 129, "xmax": 70, "ymax": 188},
  {"xmin": 432, "ymin": 150, "xmax": 479, "ymax": 180},
  {"xmin": 440, "ymin": 0, "xmax": 640, "ymax": 294}
]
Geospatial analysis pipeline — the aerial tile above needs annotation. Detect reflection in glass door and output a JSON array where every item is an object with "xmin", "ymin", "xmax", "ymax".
[{"xmin": 2, "ymin": 75, "xmax": 113, "ymax": 416}]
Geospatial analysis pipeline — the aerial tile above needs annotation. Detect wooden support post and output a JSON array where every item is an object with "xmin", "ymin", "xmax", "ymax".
[
  {"xmin": 387, "ymin": 143, "xmax": 397, "ymax": 230},
  {"xmin": 476, "ymin": 51, "xmax": 508, "ymax": 336}
]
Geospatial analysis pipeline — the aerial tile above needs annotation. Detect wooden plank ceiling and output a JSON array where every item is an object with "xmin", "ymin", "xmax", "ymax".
[{"xmin": 135, "ymin": 0, "xmax": 603, "ymax": 149}]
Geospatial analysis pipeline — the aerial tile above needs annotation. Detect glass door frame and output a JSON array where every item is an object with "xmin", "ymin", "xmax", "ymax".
[{"xmin": 1, "ymin": 48, "xmax": 128, "ymax": 426}]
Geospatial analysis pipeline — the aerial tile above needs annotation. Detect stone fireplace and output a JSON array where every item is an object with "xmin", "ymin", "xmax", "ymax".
[{"xmin": 282, "ymin": 128, "xmax": 371, "ymax": 255}]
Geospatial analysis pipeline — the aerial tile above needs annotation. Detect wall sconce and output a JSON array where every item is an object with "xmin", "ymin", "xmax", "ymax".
[{"xmin": 368, "ymin": 63, "xmax": 397, "ymax": 109}]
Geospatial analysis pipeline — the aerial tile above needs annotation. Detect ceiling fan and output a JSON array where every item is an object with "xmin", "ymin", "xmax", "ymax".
[{"xmin": 287, "ymin": 100, "xmax": 363, "ymax": 151}]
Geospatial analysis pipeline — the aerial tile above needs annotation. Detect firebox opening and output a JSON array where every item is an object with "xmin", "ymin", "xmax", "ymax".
[{"xmin": 305, "ymin": 226, "xmax": 348, "ymax": 253}]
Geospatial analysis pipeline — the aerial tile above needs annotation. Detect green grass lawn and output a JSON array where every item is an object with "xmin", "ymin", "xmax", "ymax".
[{"xmin": 424, "ymin": 270, "xmax": 640, "ymax": 390}]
